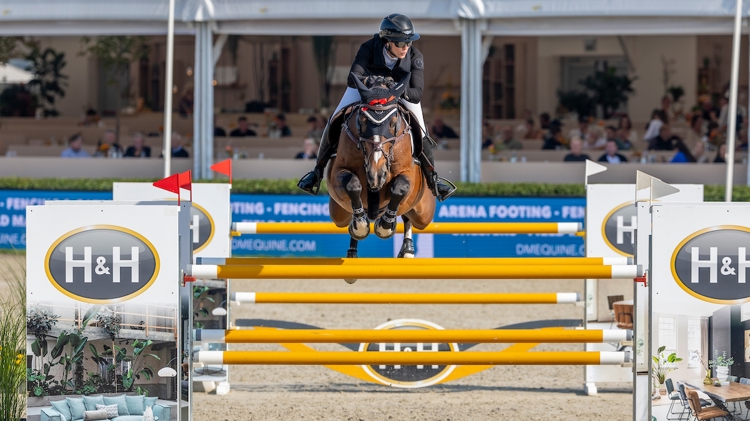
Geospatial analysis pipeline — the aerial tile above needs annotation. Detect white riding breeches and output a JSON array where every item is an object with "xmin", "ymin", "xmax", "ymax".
[{"xmin": 332, "ymin": 87, "xmax": 427, "ymax": 136}]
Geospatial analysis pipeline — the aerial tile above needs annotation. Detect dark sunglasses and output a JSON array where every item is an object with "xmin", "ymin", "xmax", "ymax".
[{"xmin": 392, "ymin": 41, "xmax": 412, "ymax": 48}]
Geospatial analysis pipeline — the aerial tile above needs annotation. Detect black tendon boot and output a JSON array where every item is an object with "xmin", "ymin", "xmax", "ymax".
[
  {"xmin": 419, "ymin": 136, "xmax": 457, "ymax": 201},
  {"xmin": 297, "ymin": 124, "xmax": 338, "ymax": 195}
]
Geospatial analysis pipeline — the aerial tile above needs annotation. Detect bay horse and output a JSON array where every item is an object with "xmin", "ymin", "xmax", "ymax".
[{"xmin": 326, "ymin": 74, "xmax": 436, "ymax": 263}]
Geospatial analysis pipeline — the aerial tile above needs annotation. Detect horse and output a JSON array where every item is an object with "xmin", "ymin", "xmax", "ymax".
[{"xmin": 326, "ymin": 74, "xmax": 436, "ymax": 263}]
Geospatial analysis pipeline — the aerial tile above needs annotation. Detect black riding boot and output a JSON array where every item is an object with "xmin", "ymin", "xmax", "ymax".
[
  {"xmin": 419, "ymin": 136, "xmax": 457, "ymax": 202},
  {"xmin": 297, "ymin": 125, "xmax": 339, "ymax": 195}
]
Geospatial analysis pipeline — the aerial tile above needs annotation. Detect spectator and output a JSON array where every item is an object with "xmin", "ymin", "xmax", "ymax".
[
  {"xmin": 542, "ymin": 120, "xmax": 563, "ymax": 150},
  {"xmin": 431, "ymin": 117, "xmax": 459, "ymax": 140},
  {"xmin": 688, "ymin": 114, "xmax": 706, "ymax": 145},
  {"xmin": 569, "ymin": 116, "xmax": 596, "ymax": 146},
  {"xmin": 61, "ymin": 133, "xmax": 91, "ymax": 158},
  {"xmin": 700, "ymin": 97, "xmax": 719, "ymax": 125},
  {"xmin": 520, "ymin": 118, "xmax": 543, "ymax": 140},
  {"xmin": 616, "ymin": 114, "xmax": 638, "ymax": 148},
  {"xmin": 481, "ymin": 120, "xmax": 495, "ymax": 149},
  {"xmin": 124, "ymin": 132, "xmax": 151, "ymax": 158},
  {"xmin": 295, "ymin": 138, "xmax": 318, "ymax": 160},
  {"xmin": 604, "ymin": 125, "xmax": 629, "ymax": 150},
  {"xmin": 705, "ymin": 121, "xmax": 724, "ymax": 149},
  {"xmin": 643, "ymin": 109, "xmax": 667, "ymax": 142},
  {"xmin": 563, "ymin": 137, "xmax": 590, "ymax": 162},
  {"xmin": 660, "ymin": 95, "xmax": 673, "ymax": 123},
  {"xmin": 160, "ymin": 132, "xmax": 189, "ymax": 158},
  {"xmin": 79, "ymin": 108, "xmax": 99, "ymax": 127},
  {"xmin": 649, "ymin": 124, "xmax": 680, "ymax": 151},
  {"xmin": 230, "ymin": 116, "xmax": 257, "ymax": 137},
  {"xmin": 94, "ymin": 130, "xmax": 123, "ymax": 157},
  {"xmin": 719, "ymin": 92, "xmax": 747, "ymax": 135},
  {"xmin": 671, "ymin": 139, "xmax": 703, "ymax": 163},
  {"xmin": 306, "ymin": 116, "xmax": 325, "ymax": 143},
  {"xmin": 499, "ymin": 125, "xmax": 522, "ymax": 150},
  {"xmin": 539, "ymin": 112, "xmax": 551, "ymax": 130},
  {"xmin": 178, "ymin": 88, "xmax": 194, "ymax": 118},
  {"xmin": 214, "ymin": 116, "xmax": 227, "ymax": 137},
  {"xmin": 274, "ymin": 113, "xmax": 293, "ymax": 137},
  {"xmin": 714, "ymin": 143, "xmax": 727, "ymax": 163},
  {"xmin": 582, "ymin": 126, "xmax": 606, "ymax": 150},
  {"xmin": 598, "ymin": 140, "xmax": 628, "ymax": 164}
]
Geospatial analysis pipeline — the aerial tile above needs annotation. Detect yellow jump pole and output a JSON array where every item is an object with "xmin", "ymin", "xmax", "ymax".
[
  {"xmin": 230, "ymin": 292, "xmax": 581, "ymax": 305},
  {"xmin": 189, "ymin": 264, "xmax": 642, "ymax": 280},
  {"xmin": 196, "ymin": 350, "xmax": 629, "ymax": 366},
  {"xmin": 194, "ymin": 329, "xmax": 631, "ymax": 344},
  {"xmin": 200, "ymin": 257, "xmax": 630, "ymax": 266},
  {"xmin": 231, "ymin": 221, "xmax": 582, "ymax": 235}
]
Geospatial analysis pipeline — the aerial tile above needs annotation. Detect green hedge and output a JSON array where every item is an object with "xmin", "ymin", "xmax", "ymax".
[{"xmin": 0, "ymin": 177, "xmax": 746, "ymax": 201}]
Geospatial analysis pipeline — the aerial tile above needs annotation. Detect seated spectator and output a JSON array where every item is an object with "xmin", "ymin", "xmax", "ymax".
[
  {"xmin": 568, "ymin": 116, "xmax": 596, "ymax": 146},
  {"xmin": 94, "ymin": 129, "xmax": 123, "ymax": 157},
  {"xmin": 582, "ymin": 126, "xmax": 606, "ymax": 150},
  {"xmin": 563, "ymin": 137, "xmax": 590, "ymax": 162},
  {"xmin": 604, "ymin": 125, "xmax": 629, "ymax": 150},
  {"xmin": 160, "ymin": 132, "xmax": 189, "ymax": 158},
  {"xmin": 306, "ymin": 116, "xmax": 324, "ymax": 144},
  {"xmin": 214, "ymin": 116, "xmax": 227, "ymax": 137},
  {"xmin": 616, "ymin": 114, "xmax": 638, "ymax": 147},
  {"xmin": 597, "ymin": 140, "xmax": 628, "ymax": 164},
  {"xmin": 79, "ymin": 108, "xmax": 99, "ymax": 127},
  {"xmin": 499, "ymin": 125, "xmax": 522, "ymax": 150},
  {"xmin": 539, "ymin": 112, "xmax": 551, "ymax": 130},
  {"xmin": 660, "ymin": 95, "xmax": 674, "ymax": 123},
  {"xmin": 61, "ymin": 133, "xmax": 91, "ymax": 158},
  {"xmin": 671, "ymin": 138, "xmax": 703, "ymax": 163},
  {"xmin": 714, "ymin": 143, "xmax": 727, "ymax": 163},
  {"xmin": 295, "ymin": 138, "xmax": 318, "ymax": 160},
  {"xmin": 643, "ymin": 109, "xmax": 667, "ymax": 143},
  {"xmin": 124, "ymin": 132, "xmax": 151, "ymax": 158},
  {"xmin": 649, "ymin": 124, "xmax": 680, "ymax": 151},
  {"xmin": 230, "ymin": 116, "xmax": 257, "ymax": 137},
  {"xmin": 274, "ymin": 113, "xmax": 292, "ymax": 137},
  {"xmin": 542, "ymin": 120, "xmax": 564, "ymax": 150},
  {"xmin": 519, "ymin": 118, "xmax": 543, "ymax": 140},
  {"xmin": 481, "ymin": 120, "xmax": 495, "ymax": 149},
  {"xmin": 700, "ymin": 97, "xmax": 719, "ymax": 125},
  {"xmin": 431, "ymin": 117, "xmax": 459, "ymax": 140}
]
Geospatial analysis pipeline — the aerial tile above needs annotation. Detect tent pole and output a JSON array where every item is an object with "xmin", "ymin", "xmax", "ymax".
[
  {"xmin": 726, "ymin": 0, "xmax": 743, "ymax": 201},
  {"xmin": 163, "ymin": 0, "xmax": 175, "ymax": 177},
  {"xmin": 193, "ymin": 24, "xmax": 203, "ymax": 178}
]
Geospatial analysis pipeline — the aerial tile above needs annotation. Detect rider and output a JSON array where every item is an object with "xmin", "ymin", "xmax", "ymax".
[{"xmin": 297, "ymin": 13, "xmax": 457, "ymax": 202}]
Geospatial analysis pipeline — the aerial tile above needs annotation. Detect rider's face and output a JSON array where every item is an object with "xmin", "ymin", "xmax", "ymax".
[{"xmin": 388, "ymin": 42, "xmax": 410, "ymax": 59}]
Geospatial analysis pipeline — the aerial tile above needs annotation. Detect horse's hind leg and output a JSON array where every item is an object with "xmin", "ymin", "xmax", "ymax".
[
  {"xmin": 339, "ymin": 171, "xmax": 369, "ymax": 240},
  {"xmin": 397, "ymin": 216, "xmax": 415, "ymax": 258},
  {"xmin": 374, "ymin": 175, "xmax": 410, "ymax": 239}
]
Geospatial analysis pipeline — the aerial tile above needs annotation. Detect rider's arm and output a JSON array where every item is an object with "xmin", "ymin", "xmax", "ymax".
[
  {"xmin": 348, "ymin": 41, "xmax": 373, "ymax": 88},
  {"xmin": 403, "ymin": 48, "xmax": 423, "ymax": 104}
]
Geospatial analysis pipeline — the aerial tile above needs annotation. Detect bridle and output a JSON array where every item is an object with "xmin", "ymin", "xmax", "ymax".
[{"xmin": 342, "ymin": 101, "xmax": 411, "ymax": 173}]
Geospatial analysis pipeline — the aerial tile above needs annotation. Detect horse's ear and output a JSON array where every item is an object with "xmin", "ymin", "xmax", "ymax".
[
  {"xmin": 390, "ymin": 73, "xmax": 411, "ymax": 99},
  {"xmin": 351, "ymin": 73, "xmax": 370, "ymax": 96}
]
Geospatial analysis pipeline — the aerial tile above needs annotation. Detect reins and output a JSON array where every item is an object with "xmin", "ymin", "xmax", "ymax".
[{"xmin": 342, "ymin": 102, "xmax": 411, "ymax": 173}]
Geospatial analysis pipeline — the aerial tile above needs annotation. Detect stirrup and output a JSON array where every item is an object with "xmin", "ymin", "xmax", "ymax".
[
  {"xmin": 435, "ymin": 177, "xmax": 457, "ymax": 202},
  {"xmin": 297, "ymin": 169, "xmax": 322, "ymax": 195}
]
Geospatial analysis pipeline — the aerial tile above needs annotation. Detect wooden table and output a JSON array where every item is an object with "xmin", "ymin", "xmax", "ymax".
[{"xmin": 684, "ymin": 380, "xmax": 750, "ymax": 420}]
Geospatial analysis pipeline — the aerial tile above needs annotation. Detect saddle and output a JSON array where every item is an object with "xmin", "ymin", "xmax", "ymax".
[{"xmin": 327, "ymin": 100, "xmax": 424, "ymax": 159}]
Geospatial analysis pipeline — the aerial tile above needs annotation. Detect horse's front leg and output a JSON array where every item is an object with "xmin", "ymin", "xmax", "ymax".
[
  {"xmin": 374, "ymin": 174, "xmax": 410, "ymax": 239},
  {"xmin": 397, "ymin": 216, "xmax": 415, "ymax": 258},
  {"xmin": 339, "ymin": 171, "xmax": 369, "ymax": 240}
]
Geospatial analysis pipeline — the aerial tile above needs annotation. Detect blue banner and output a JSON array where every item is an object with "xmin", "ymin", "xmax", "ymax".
[{"xmin": 3, "ymin": 191, "xmax": 585, "ymax": 257}]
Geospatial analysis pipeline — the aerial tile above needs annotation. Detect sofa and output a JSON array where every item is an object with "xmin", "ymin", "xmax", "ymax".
[{"xmin": 40, "ymin": 394, "xmax": 170, "ymax": 421}]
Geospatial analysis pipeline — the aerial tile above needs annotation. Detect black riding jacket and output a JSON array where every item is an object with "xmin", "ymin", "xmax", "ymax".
[{"xmin": 347, "ymin": 34, "xmax": 424, "ymax": 104}]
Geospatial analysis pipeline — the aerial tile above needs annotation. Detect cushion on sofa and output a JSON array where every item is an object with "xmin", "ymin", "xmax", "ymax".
[
  {"xmin": 144, "ymin": 396, "xmax": 158, "ymax": 409},
  {"xmin": 50, "ymin": 400, "xmax": 72, "ymax": 421},
  {"xmin": 82, "ymin": 395, "xmax": 105, "ymax": 412},
  {"xmin": 112, "ymin": 416, "xmax": 146, "ymax": 421},
  {"xmin": 152, "ymin": 403, "xmax": 170, "ymax": 421},
  {"xmin": 66, "ymin": 397, "xmax": 87, "ymax": 421},
  {"xmin": 102, "ymin": 395, "xmax": 130, "ymax": 416},
  {"xmin": 124, "ymin": 394, "xmax": 145, "ymax": 415},
  {"xmin": 82, "ymin": 410, "xmax": 108, "ymax": 421},
  {"xmin": 96, "ymin": 404, "xmax": 118, "ymax": 419}
]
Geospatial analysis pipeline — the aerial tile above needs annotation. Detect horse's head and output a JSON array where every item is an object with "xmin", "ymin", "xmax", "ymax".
[{"xmin": 350, "ymin": 73, "xmax": 411, "ymax": 191}]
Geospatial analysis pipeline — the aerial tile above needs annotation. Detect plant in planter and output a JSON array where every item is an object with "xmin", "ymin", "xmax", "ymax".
[
  {"xmin": 652, "ymin": 345, "xmax": 682, "ymax": 396},
  {"xmin": 709, "ymin": 350, "xmax": 734, "ymax": 382},
  {"xmin": 88, "ymin": 339, "xmax": 159, "ymax": 396},
  {"xmin": 95, "ymin": 305, "xmax": 122, "ymax": 391},
  {"xmin": 27, "ymin": 305, "xmax": 60, "ymax": 368}
]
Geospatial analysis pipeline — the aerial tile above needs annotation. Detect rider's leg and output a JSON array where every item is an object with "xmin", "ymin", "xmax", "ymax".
[
  {"xmin": 401, "ymin": 101, "xmax": 457, "ymax": 202},
  {"xmin": 297, "ymin": 88, "xmax": 361, "ymax": 195}
]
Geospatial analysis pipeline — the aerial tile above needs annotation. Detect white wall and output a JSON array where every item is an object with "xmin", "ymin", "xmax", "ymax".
[
  {"xmin": 537, "ymin": 35, "xmax": 697, "ymax": 124},
  {"xmin": 654, "ymin": 313, "xmax": 706, "ymax": 384},
  {"xmin": 35, "ymin": 36, "xmax": 97, "ymax": 119}
]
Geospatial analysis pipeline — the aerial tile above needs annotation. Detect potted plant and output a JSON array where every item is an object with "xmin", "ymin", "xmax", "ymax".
[
  {"xmin": 709, "ymin": 350, "xmax": 734, "ymax": 383},
  {"xmin": 652, "ymin": 345, "xmax": 682, "ymax": 396}
]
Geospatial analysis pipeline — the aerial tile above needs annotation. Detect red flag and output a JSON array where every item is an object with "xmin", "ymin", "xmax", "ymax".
[
  {"xmin": 211, "ymin": 159, "xmax": 232, "ymax": 184},
  {"xmin": 153, "ymin": 173, "xmax": 180, "ymax": 205},
  {"xmin": 178, "ymin": 170, "xmax": 192, "ymax": 202}
]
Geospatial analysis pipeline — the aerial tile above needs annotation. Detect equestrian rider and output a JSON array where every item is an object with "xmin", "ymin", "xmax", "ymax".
[{"xmin": 297, "ymin": 13, "xmax": 457, "ymax": 202}]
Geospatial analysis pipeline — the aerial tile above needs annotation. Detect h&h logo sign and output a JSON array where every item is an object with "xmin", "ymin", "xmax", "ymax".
[{"xmin": 602, "ymin": 202, "xmax": 637, "ymax": 256}]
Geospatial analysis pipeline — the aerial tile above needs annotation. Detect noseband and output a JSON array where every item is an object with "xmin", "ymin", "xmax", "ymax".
[{"xmin": 343, "ymin": 102, "xmax": 410, "ymax": 173}]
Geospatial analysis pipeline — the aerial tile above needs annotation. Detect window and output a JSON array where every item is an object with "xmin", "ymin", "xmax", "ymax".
[
  {"xmin": 658, "ymin": 316, "xmax": 677, "ymax": 364},
  {"xmin": 687, "ymin": 319, "xmax": 702, "ymax": 368}
]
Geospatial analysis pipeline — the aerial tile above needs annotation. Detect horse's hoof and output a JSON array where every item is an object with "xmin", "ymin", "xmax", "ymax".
[
  {"xmin": 397, "ymin": 238, "xmax": 415, "ymax": 258},
  {"xmin": 374, "ymin": 219, "xmax": 396, "ymax": 239},
  {"xmin": 346, "ymin": 249, "xmax": 358, "ymax": 258},
  {"xmin": 348, "ymin": 218, "xmax": 370, "ymax": 240},
  {"xmin": 344, "ymin": 278, "xmax": 358, "ymax": 284}
]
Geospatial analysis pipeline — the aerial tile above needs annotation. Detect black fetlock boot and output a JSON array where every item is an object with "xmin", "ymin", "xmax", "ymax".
[
  {"xmin": 418, "ymin": 136, "xmax": 457, "ymax": 202},
  {"xmin": 297, "ymin": 124, "xmax": 338, "ymax": 195}
]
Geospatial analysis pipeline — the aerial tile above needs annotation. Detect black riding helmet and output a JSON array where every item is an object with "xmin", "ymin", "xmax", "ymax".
[{"xmin": 379, "ymin": 14, "xmax": 420, "ymax": 42}]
